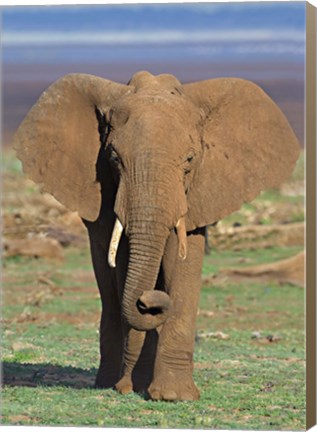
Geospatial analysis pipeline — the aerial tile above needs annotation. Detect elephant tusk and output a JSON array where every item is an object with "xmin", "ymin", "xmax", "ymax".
[
  {"xmin": 176, "ymin": 217, "xmax": 187, "ymax": 260},
  {"xmin": 108, "ymin": 218, "xmax": 124, "ymax": 268}
]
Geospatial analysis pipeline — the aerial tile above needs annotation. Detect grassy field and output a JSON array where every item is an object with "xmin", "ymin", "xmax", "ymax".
[{"xmin": 1, "ymin": 151, "xmax": 305, "ymax": 430}]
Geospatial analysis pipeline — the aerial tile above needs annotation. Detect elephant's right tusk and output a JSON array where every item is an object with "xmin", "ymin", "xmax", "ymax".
[
  {"xmin": 176, "ymin": 217, "xmax": 187, "ymax": 260},
  {"xmin": 108, "ymin": 218, "xmax": 124, "ymax": 268}
]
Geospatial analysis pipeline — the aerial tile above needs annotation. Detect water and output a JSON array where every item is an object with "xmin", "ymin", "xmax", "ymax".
[{"xmin": 2, "ymin": 3, "xmax": 305, "ymax": 66}]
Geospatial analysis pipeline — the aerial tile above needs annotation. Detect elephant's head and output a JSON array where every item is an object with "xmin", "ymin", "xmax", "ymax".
[{"xmin": 13, "ymin": 71, "xmax": 300, "ymax": 331}]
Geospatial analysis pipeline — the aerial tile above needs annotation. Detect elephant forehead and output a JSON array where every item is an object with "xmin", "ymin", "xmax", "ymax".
[
  {"xmin": 110, "ymin": 93, "xmax": 202, "ymax": 155},
  {"xmin": 125, "ymin": 107, "xmax": 198, "ymax": 139},
  {"xmin": 113, "ymin": 114, "xmax": 202, "ymax": 162},
  {"xmin": 114, "ymin": 91, "xmax": 200, "ymax": 125}
]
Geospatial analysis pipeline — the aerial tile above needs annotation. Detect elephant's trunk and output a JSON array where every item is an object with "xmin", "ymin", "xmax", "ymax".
[
  {"xmin": 122, "ymin": 220, "xmax": 172, "ymax": 331},
  {"xmin": 113, "ymin": 154, "xmax": 188, "ymax": 331}
]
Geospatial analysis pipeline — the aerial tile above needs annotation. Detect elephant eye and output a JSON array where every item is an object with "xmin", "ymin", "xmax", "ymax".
[
  {"xmin": 183, "ymin": 151, "xmax": 195, "ymax": 175},
  {"xmin": 186, "ymin": 149, "xmax": 195, "ymax": 163},
  {"xmin": 187, "ymin": 155, "xmax": 194, "ymax": 163},
  {"xmin": 108, "ymin": 146, "xmax": 121, "ymax": 166}
]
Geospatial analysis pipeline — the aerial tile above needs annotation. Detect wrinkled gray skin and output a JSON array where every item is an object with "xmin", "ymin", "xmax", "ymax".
[{"xmin": 13, "ymin": 71, "xmax": 300, "ymax": 400}]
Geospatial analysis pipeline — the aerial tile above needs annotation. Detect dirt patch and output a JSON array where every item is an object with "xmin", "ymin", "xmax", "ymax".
[
  {"xmin": 194, "ymin": 362, "xmax": 212, "ymax": 370},
  {"xmin": 208, "ymin": 223, "xmax": 304, "ymax": 251},
  {"xmin": 3, "ymin": 236, "xmax": 64, "ymax": 260},
  {"xmin": 249, "ymin": 355, "xmax": 305, "ymax": 365},
  {"xmin": 6, "ymin": 415, "xmax": 35, "ymax": 423},
  {"xmin": 66, "ymin": 270, "xmax": 96, "ymax": 287},
  {"xmin": 3, "ymin": 169, "xmax": 88, "ymax": 257},
  {"xmin": 3, "ymin": 274, "xmax": 63, "ymax": 307},
  {"xmin": 218, "ymin": 250, "xmax": 305, "ymax": 288},
  {"xmin": 197, "ymin": 331, "xmax": 230, "ymax": 340},
  {"xmin": 38, "ymin": 311, "xmax": 100, "ymax": 326},
  {"xmin": 45, "ymin": 225, "xmax": 87, "ymax": 247},
  {"xmin": 7, "ymin": 308, "xmax": 100, "ymax": 326}
]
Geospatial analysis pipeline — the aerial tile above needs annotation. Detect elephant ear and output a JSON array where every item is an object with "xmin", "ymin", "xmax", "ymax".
[
  {"xmin": 184, "ymin": 78, "xmax": 300, "ymax": 231},
  {"xmin": 13, "ymin": 74, "xmax": 130, "ymax": 221}
]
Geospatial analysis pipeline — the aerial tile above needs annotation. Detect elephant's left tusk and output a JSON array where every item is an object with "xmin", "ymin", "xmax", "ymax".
[
  {"xmin": 176, "ymin": 217, "xmax": 187, "ymax": 260},
  {"xmin": 108, "ymin": 218, "xmax": 124, "ymax": 268}
]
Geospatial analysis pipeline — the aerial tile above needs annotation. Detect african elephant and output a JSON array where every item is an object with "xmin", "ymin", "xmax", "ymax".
[{"xmin": 13, "ymin": 71, "xmax": 300, "ymax": 401}]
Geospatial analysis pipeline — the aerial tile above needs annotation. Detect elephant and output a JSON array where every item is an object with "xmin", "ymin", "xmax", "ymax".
[{"xmin": 13, "ymin": 71, "xmax": 300, "ymax": 401}]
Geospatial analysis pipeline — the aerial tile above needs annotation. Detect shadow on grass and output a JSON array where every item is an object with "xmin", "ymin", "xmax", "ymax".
[{"xmin": 2, "ymin": 361, "xmax": 97, "ymax": 389}]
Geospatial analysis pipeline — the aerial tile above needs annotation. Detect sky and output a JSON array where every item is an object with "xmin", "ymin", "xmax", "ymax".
[{"xmin": 2, "ymin": 2, "xmax": 305, "ymax": 67}]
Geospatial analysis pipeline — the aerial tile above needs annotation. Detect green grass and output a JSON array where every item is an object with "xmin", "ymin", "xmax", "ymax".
[
  {"xmin": 2, "ymin": 149, "xmax": 305, "ymax": 429},
  {"xmin": 1, "ymin": 246, "xmax": 305, "ymax": 430}
]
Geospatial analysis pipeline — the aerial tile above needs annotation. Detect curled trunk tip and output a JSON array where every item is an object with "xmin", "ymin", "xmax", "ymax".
[
  {"xmin": 124, "ymin": 289, "xmax": 172, "ymax": 332},
  {"xmin": 138, "ymin": 290, "xmax": 172, "ymax": 314}
]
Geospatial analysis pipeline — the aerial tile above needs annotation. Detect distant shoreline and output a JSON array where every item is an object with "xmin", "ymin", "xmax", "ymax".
[
  {"xmin": 3, "ymin": 58, "xmax": 304, "ymax": 83},
  {"xmin": 2, "ymin": 61, "xmax": 304, "ymax": 147}
]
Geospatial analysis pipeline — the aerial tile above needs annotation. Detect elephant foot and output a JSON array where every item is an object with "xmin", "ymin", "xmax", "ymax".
[
  {"xmin": 115, "ymin": 375, "xmax": 133, "ymax": 394},
  {"xmin": 95, "ymin": 367, "xmax": 120, "ymax": 389},
  {"xmin": 115, "ymin": 373, "xmax": 153, "ymax": 394},
  {"xmin": 95, "ymin": 377, "xmax": 117, "ymax": 389},
  {"xmin": 148, "ymin": 371, "xmax": 200, "ymax": 401}
]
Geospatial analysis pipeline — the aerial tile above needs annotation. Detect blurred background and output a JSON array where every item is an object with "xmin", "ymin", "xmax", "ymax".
[{"xmin": 2, "ymin": 2, "xmax": 305, "ymax": 146}]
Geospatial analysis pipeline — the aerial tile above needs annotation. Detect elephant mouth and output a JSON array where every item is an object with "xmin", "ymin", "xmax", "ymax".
[{"xmin": 108, "ymin": 216, "xmax": 187, "ymax": 269}]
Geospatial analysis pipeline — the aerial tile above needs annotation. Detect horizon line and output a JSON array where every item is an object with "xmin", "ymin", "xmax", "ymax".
[{"xmin": 2, "ymin": 29, "xmax": 305, "ymax": 47}]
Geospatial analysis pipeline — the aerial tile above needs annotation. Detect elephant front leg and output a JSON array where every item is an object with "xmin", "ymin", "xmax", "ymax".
[
  {"xmin": 116, "ymin": 327, "xmax": 158, "ymax": 394},
  {"xmin": 88, "ymin": 232, "xmax": 124, "ymax": 389},
  {"xmin": 115, "ymin": 328, "xmax": 145, "ymax": 394},
  {"xmin": 148, "ymin": 228, "xmax": 205, "ymax": 401}
]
